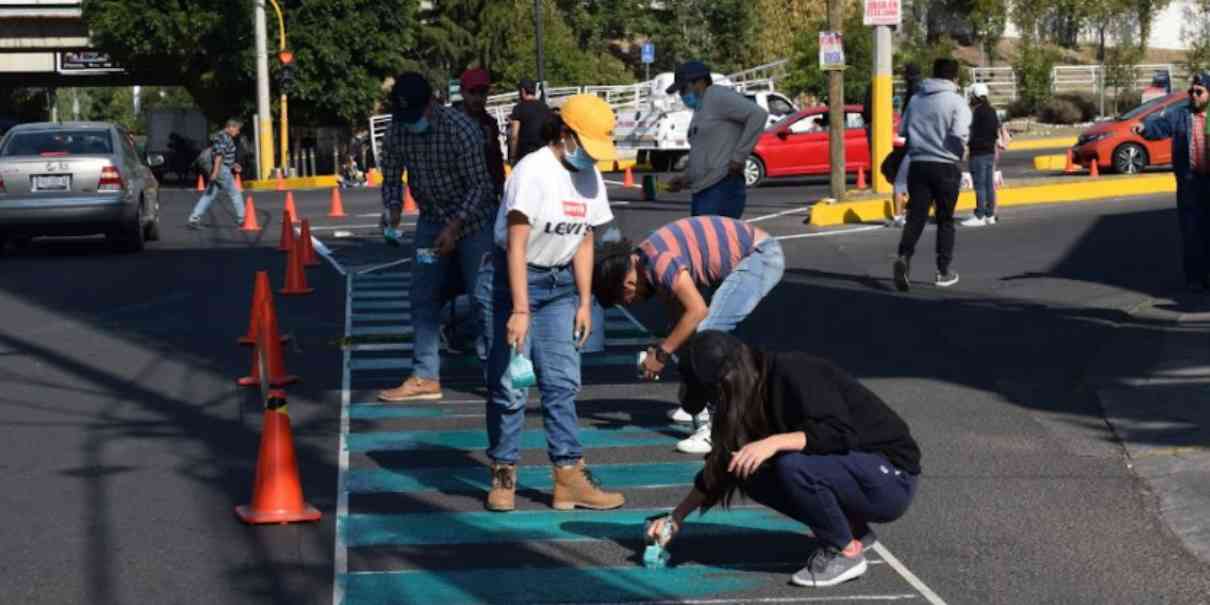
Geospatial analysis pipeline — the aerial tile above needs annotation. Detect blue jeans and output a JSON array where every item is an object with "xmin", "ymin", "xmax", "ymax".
[
  {"xmin": 477, "ymin": 250, "xmax": 584, "ymax": 465},
  {"xmin": 1176, "ymin": 176, "xmax": 1210, "ymax": 285},
  {"xmin": 691, "ymin": 174, "xmax": 747, "ymax": 219},
  {"xmin": 410, "ymin": 217, "xmax": 493, "ymax": 380},
  {"xmin": 970, "ymin": 154, "xmax": 996, "ymax": 218},
  {"xmin": 698, "ymin": 238, "xmax": 785, "ymax": 332},
  {"xmin": 745, "ymin": 451, "xmax": 918, "ymax": 550},
  {"xmin": 189, "ymin": 165, "xmax": 243, "ymax": 223}
]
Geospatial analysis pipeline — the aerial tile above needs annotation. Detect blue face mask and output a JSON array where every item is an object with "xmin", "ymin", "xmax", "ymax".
[
  {"xmin": 681, "ymin": 91, "xmax": 701, "ymax": 111},
  {"xmin": 404, "ymin": 116, "xmax": 430, "ymax": 134},
  {"xmin": 564, "ymin": 146, "xmax": 596, "ymax": 171}
]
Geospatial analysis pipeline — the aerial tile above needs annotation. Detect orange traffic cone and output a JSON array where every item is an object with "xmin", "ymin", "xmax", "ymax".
[
  {"xmin": 403, "ymin": 185, "xmax": 418, "ymax": 215},
  {"xmin": 196, "ymin": 173, "xmax": 205, "ymax": 192},
  {"xmin": 278, "ymin": 210, "xmax": 295, "ymax": 252},
  {"xmin": 280, "ymin": 235, "xmax": 314, "ymax": 295},
  {"xmin": 239, "ymin": 271, "xmax": 291, "ymax": 346},
  {"xmin": 856, "ymin": 166, "xmax": 868, "ymax": 190},
  {"xmin": 1089, "ymin": 159, "xmax": 1100, "ymax": 178},
  {"xmin": 235, "ymin": 173, "xmax": 244, "ymax": 191},
  {"xmin": 240, "ymin": 196, "xmax": 261, "ymax": 232},
  {"xmin": 284, "ymin": 192, "xmax": 299, "ymax": 224},
  {"xmin": 275, "ymin": 170, "xmax": 285, "ymax": 191},
  {"xmin": 328, "ymin": 187, "xmax": 347, "ymax": 218},
  {"xmin": 234, "ymin": 405, "xmax": 322, "ymax": 525},
  {"xmin": 623, "ymin": 166, "xmax": 635, "ymax": 188},
  {"xmin": 238, "ymin": 296, "xmax": 299, "ymax": 387},
  {"xmin": 1064, "ymin": 150, "xmax": 1077, "ymax": 174},
  {"xmin": 299, "ymin": 219, "xmax": 320, "ymax": 267}
]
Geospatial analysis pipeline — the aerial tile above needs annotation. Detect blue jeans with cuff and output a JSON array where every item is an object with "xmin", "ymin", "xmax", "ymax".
[
  {"xmin": 189, "ymin": 165, "xmax": 243, "ymax": 223},
  {"xmin": 476, "ymin": 249, "xmax": 584, "ymax": 465},
  {"xmin": 691, "ymin": 174, "xmax": 747, "ymax": 219},
  {"xmin": 698, "ymin": 238, "xmax": 785, "ymax": 332},
  {"xmin": 410, "ymin": 217, "xmax": 493, "ymax": 380},
  {"xmin": 970, "ymin": 153, "xmax": 997, "ymax": 218}
]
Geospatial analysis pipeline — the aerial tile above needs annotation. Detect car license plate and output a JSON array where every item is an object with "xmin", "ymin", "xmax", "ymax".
[{"xmin": 33, "ymin": 175, "xmax": 69, "ymax": 191}]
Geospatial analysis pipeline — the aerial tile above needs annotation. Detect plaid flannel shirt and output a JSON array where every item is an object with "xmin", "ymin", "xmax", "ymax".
[
  {"xmin": 210, "ymin": 131, "xmax": 237, "ymax": 168},
  {"xmin": 380, "ymin": 105, "xmax": 497, "ymax": 239}
]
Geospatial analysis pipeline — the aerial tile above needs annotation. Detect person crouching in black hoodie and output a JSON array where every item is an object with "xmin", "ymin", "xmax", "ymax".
[{"xmin": 644, "ymin": 331, "xmax": 921, "ymax": 589}]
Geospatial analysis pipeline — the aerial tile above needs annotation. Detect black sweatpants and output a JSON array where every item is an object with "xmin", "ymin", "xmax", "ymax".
[{"xmin": 897, "ymin": 160, "xmax": 961, "ymax": 273}]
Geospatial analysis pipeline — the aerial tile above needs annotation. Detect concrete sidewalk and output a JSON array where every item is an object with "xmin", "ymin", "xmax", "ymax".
[{"xmin": 1089, "ymin": 296, "xmax": 1210, "ymax": 566}]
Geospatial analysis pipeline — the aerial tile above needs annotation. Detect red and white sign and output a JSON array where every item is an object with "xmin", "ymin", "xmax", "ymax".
[
  {"xmin": 863, "ymin": 0, "xmax": 901, "ymax": 26},
  {"xmin": 562, "ymin": 201, "xmax": 587, "ymax": 218}
]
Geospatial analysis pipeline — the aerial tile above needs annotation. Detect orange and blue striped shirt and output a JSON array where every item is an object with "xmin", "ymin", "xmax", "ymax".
[{"xmin": 638, "ymin": 216, "xmax": 760, "ymax": 293}]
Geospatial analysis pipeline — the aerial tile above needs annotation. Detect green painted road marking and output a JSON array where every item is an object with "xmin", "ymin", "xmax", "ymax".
[
  {"xmin": 346, "ymin": 424, "xmax": 689, "ymax": 452},
  {"xmin": 349, "ymin": 353, "xmax": 637, "ymax": 372},
  {"xmin": 351, "ymin": 325, "xmax": 414, "ymax": 337},
  {"xmin": 353, "ymin": 291, "xmax": 409, "ymax": 300},
  {"xmin": 352, "ymin": 313, "xmax": 412, "ymax": 322},
  {"xmin": 352, "ymin": 301, "xmax": 410, "ymax": 310},
  {"xmin": 347, "ymin": 461, "xmax": 701, "ymax": 494}
]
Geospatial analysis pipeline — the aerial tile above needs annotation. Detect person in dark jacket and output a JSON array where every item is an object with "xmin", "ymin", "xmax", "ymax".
[
  {"xmin": 645, "ymin": 331, "xmax": 921, "ymax": 589},
  {"xmin": 1134, "ymin": 72, "xmax": 1210, "ymax": 291},
  {"xmin": 962, "ymin": 83, "xmax": 1001, "ymax": 227}
]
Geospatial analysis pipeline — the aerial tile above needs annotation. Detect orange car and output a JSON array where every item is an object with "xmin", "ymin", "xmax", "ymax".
[{"xmin": 1071, "ymin": 91, "xmax": 1189, "ymax": 174}]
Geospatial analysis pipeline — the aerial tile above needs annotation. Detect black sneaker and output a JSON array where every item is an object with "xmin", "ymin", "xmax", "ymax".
[
  {"xmin": 856, "ymin": 528, "xmax": 878, "ymax": 552},
  {"xmin": 893, "ymin": 256, "xmax": 911, "ymax": 292},
  {"xmin": 792, "ymin": 546, "xmax": 868, "ymax": 588},
  {"xmin": 935, "ymin": 271, "xmax": 960, "ymax": 287}
]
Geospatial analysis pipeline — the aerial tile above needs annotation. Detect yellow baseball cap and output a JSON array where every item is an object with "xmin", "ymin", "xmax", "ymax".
[{"xmin": 560, "ymin": 94, "xmax": 617, "ymax": 162}]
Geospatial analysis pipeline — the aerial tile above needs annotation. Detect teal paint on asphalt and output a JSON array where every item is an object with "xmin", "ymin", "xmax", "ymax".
[
  {"xmin": 352, "ymin": 301, "xmax": 411, "ymax": 310},
  {"xmin": 347, "ymin": 461, "xmax": 702, "ymax": 494},
  {"xmin": 341, "ymin": 565, "xmax": 760, "ymax": 605},
  {"xmin": 352, "ymin": 313, "xmax": 412, "ymax": 322},
  {"xmin": 346, "ymin": 424, "xmax": 689, "ymax": 452},
  {"xmin": 349, "ymin": 353, "xmax": 637, "ymax": 372},
  {"xmin": 349, "ymin": 405, "xmax": 447, "ymax": 419},
  {"xmin": 353, "ymin": 291, "xmax": 409, "ymax": 300},
  {"xmin": 342, "ymin": 506, "xmax": 806, "ymax": 547},
  {"xmin": 351, "ymin": 325, "xmax": 415, "ymax": 337}
]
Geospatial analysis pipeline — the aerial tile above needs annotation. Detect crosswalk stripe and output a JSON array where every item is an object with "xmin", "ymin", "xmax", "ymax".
[
  {"xmin": 351, "ymin": 325, "xmax": 415, "ymax": 337},
  {"xmin": 353, "ymin": 291, "xmax": 408, "ymax": 300},
  {"xmin": 352, "ymin": 313, "xmax": 413, "ymax": 322},
  {"xmin": 347, "ymin": 461, "xmax": 701, "ymax": 494},
  {"xmin": 346, "ymin": 424, "xmax": 690, "ymax": 453},
  {"xmin": 353, "ymin": 301, "xmax": 411, "ymax": 310},
  {"xmin": 350, "ymin": 343, "xmax": 414, "ymax": 352},
  {"xmin": 355, "ymin": 272, "xmax": 411, "ymax": 280},
  {"xmin": 349, "ymin": 353, "xmax": 637, "ymax": 372}
]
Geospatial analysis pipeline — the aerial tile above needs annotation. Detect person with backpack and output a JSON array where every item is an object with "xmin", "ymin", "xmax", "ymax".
[{"xmin": 187, "ymin": 119, "xmax": 244, "ymax": 229}]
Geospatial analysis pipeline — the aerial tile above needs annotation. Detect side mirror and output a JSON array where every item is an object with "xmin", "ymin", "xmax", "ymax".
[
  {"xmin": 147, "ymin": 154, "xmax": 165, "ymax": 167},
  {"xmin": 776, "ymin": 130, "xmax": 789, "ymax": 140}
]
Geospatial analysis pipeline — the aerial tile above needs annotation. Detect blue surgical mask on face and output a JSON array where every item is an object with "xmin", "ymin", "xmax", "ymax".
[
  {"xmin": 681, "ymin": 91, "xmax": 701, "ymax": 111},
  {"xmin": 404, "ymin": 116, "xmax": 430, "ymax": 134},
  {"xmin": 564, "ymin": 146, "xmax": 596, "ymax": 171}
]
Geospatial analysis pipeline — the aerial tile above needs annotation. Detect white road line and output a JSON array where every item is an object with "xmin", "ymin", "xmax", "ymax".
[
  {"xmin": 332, "ymin": 274, "xmax": 353, "ymax": 605},
  {"xmin": 774, "ymin": 225, "xmax": 885, "ymax": 241},
  {"xmin": 350, "ymin": 342, "xmax": 413, "ymax": 352},
  {"xmin": 558, "ymin": 596, "xmax": 920, "ymax": 605},
  {"xmin": 311, "ymin": 223, "xmax": 394, "ymax": 232},
  {"xmin": 873, "ymin": 543, "xmax": 948, "ymax": 605},
  {"xmin": 351, "ymin": 313, "xmax": 412, "ymax": 322},
  {"xmin": 357, "ymin": 257, "xmax": 414, "ymax": 274},
  {"xmin": 746, "ymin": 207, "xmax": 809, "ymax": 224}
]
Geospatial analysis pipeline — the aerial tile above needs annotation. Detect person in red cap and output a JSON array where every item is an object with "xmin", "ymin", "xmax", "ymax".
[{"xmin": 460, "ymin": 68, "xmax": 506, "ymax": 197}]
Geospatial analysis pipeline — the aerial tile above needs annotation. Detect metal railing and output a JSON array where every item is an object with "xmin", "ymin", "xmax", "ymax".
[{"xmin": 969, "ymin": 66, "xmax": 1018, "ymax": 104}]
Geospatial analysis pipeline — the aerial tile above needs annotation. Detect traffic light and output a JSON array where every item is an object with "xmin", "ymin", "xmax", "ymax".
[{"xmin": 277, "ymin": 50, "xmax": 296, "ymax": 92}]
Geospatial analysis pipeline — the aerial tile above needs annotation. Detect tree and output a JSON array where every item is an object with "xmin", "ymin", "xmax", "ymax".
[
  {"xmin": 782, "ymin": 1, "xmax": 873, "ymax": 103},
  {"xmin": 645, "ymin": 0, "xmax": 758, "ymax": 73},
  {"xmin": 969, "ymin": 0, "xmax": 1008, "ymax": 64},
  {"xmin": 752, "ymin": 0, "xmax": 825, "ymax": 66},
  {"xmin": 1182, "ymin": 0, "xmax": 1210, "ymax": 74},
  {"xmin": 489, "ymin": 0, "xmax": 631, "ymax": 88},
  {"xmin": 1135, "ymin": 0, "xmax": 1173, "ymax": 52}
]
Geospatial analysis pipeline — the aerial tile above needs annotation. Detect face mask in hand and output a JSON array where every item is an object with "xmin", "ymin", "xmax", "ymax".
[
  {"xmin": 680, "ymin": 91, "xmax": 701, "ymax": 111},
  {"xmin": 507, "ymin": 346, "xmax": 536, "ymax": 390},
  {"xmin": 404, "ymin": 117, "xmax": 431, "ymax": 134},
  {"xmin": 564, "ymin": 146, "xmax": 596, "ymax": 172}
]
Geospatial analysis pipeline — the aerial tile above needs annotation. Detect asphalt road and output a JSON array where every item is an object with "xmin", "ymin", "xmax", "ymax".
[{"xmin": 2, "ymin": 177, "xmax": 1209, "ymax": 604}]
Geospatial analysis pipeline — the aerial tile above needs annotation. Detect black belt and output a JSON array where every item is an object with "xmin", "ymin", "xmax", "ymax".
[{"xmin": 527, "ymin": 262, "xmax": 571, "ymax": 272}]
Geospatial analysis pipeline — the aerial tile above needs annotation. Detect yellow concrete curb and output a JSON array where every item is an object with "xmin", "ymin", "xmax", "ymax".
[
  {"xmin": 245, "ymin": 175, "xmax": 339, "ymax": 191},
  {"xmin": 808, "ymin": 174, "xmax": 1176, "ymax": 227},
  {"xmin": 1007, "ymin": 136, "xmax": 1077, "ymax": 151},
  {"xmin": 1033, "ymin": 154, "xmax": 1069, "ymax": 171},
  {"xmin": 596, "ymin": 159, "xmax": 638, "ymax": 172}
]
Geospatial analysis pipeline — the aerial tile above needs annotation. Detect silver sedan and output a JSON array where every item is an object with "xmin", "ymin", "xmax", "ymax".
[{"xmin": 0, "ymin": 121, "xmax": 163, "ymax": 253}]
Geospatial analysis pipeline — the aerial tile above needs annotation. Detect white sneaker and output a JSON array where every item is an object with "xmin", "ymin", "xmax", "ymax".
[
  {"xmin": 676, "ymin": 421, "xmax": 713, "ymax": 454},
  {"xmin": 667, "ymin": 407, "xmax": 710, "ymax": 424},
  {"xmin": 986, "ymin": 215, "xmax": 998, "ymax": 225},
  {"xmin": 960, "ymin": 215, "xmax": 986, "ymax": 227}
]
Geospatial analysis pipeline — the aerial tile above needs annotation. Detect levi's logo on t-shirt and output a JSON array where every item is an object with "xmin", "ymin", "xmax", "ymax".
[{"xmin": 562, "ymin": 201, "xmax": 587, "ymax": 218}]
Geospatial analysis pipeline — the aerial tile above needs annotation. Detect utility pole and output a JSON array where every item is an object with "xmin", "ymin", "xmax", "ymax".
[
  {"xmin": 534, "ymin": 0, "xmax": 546, "ymax": 103},
  {"xmin": 266, "ymin": 0, "xmax": 289, "ymax": 179},
  {"xmin": 254, "ymin": 0, "xmax": 275, "ymax": 180},
  {"xmin": 871, "ymin": 25, "xmax": 893, "ymax": 193},
  {"xmin": 827, "ymin": 0, "xmax": 845, "ymax": 199}
]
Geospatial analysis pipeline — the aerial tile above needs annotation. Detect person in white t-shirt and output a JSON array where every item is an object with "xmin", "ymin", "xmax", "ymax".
[{"xmin": 474, "ymin": 95, "xmax": 626, "ymax": 513}]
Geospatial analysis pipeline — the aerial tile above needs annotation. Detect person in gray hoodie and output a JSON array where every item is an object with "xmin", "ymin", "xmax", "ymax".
[{"xmin": 893, "ymin": 58, "xmax": 972, "ymax": 291}]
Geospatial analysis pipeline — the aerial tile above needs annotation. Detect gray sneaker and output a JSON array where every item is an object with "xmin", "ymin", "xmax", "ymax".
[
  {"xmin": 935, "ymin": 271, "xmax": 960, "ymax": 287},
  {"xmin": 186, "ymin": 218, "xmax": 202, "ymax": 230},
  {"xmin": 792, "ymin": 547, "xmax": 868, "ymax": 587}
]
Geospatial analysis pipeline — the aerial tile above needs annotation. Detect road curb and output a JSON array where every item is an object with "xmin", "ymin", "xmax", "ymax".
[
  {"xmin": 1033, "ymin": 153, "xmax": 1069, "ymax": 171},
  {"xmin": 245, "ymin": 175, "xmax": 339, "ymax": 191},
  {"xmin": 808, "ymin": 173, "xmax": 1176, "ymax": 226},
  {"xmin": 1007, "ymin": 136, "xmax": 1078, "ymax": 151}
]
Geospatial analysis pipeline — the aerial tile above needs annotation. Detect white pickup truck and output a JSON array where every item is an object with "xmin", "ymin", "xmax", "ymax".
[{"xmin": 612, "ymin": 72, "xmax": 797, "ymax": 172}]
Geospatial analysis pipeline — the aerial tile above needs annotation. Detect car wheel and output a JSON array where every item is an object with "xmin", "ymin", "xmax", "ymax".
[
  {"xmin": 744, "ymin": 156, "xmax": 765, "ymax": 188},
  {"xmin": 1113, "ymin": 143, "xmax": 1148, "ymax": 174},
  {"xmin": 109, "ymin": 203, "xmax": 145, "ymax": 253}
]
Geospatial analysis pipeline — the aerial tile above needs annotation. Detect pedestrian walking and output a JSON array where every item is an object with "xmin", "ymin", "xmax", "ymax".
[
  {"xmin": 591, "ymin": 216, "xmax": 785, "ymax": 454},
  {"xmin": 664, "ymin": 61, "xmax": 768, "ymax": 218},
  {"xmin": 187, "ymin": 119, "xmax": 244, "ymax": 229},
  {"xmin": 1134, "ymin": 72, "xmax": 1210, "ymax": 291},
  {"xmin": 892, "ymin": 58, "xmax": 971, "ymax": 291},
  {"xmin": 376, "ymin": 72, "xmax": 498, "ymax": 402},
  {"xmin": 476, "ymin": 95, "xmax": 624, "ymax": 512},
  {"xmin": 508, "ymin": 78, "xmax": 552, "ymax": 166},
  {"xmin": 888, "ymin": 63, "xmax": 923, "ymax": 228},
  {"xmin": 962, "ymin": 83, "xmax": 1001, "ymax": 227},
  {"xmin": 644, "ymin": 331, "xmax": 921, "ymax": 588},
  {"xmin": 460, "ymin": 68, "xmax": 506, "ymax": 197}
]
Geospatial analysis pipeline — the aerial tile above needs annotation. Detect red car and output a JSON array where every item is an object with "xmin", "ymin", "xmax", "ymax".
[
  {"xmin": 745, "ymin": 104, "xmax": 899, "ymax": 187},
  {"xmin": 1071, "ymin": 91, "xmax": 1188, "ymax": 174}
]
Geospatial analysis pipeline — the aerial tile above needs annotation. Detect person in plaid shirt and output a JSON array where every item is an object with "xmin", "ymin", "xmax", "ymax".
[
  {"xmin": 1135, "ymin": 72, "xmax": 1210, "ymax": 291},
  {"xmin": 378, "ymin": 72, "xmax": 499, "ymax": 402},
  {"xmin": 187, "ymin": 119, "xmax": 244, "ymax": 228}
]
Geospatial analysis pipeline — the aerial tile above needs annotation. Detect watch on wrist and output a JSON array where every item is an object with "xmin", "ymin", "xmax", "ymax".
[{"xmin": 648, "ymin": 345, "xmax": 671, "ymax": 364}]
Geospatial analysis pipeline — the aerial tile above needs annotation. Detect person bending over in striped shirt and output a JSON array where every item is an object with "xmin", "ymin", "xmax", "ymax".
[{"xmin": 592, "ymin": 216, "xmax": 785, "ymax": 454}]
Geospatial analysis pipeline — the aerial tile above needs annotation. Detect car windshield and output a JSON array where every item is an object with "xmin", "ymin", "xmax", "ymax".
[
  {"xmin": 1, "ymin": 130, "xmax": 113, "ymax": 157},
  {"xmin": 1117, "ymin": 97, "xmax": 1169, "ymax": 121}
]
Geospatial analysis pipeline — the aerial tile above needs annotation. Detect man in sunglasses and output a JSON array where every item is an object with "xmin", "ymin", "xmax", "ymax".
[{"xmin": 1134, "ymin": 73, "xmax": 1210, "ymax": 291}]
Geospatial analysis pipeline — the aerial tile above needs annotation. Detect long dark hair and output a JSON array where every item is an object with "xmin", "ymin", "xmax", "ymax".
[
  {"xmin": 696, "ymin": 341, "xmax": 773, "ymax": 512},
  {"xmin": 592, "ymin": 239, "xmax": 636, "ymax": 307}
]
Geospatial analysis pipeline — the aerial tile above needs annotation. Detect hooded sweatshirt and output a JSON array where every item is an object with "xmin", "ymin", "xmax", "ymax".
[{"xmin": 900, "ymin": 78, "xmax": 971, "ymax": 164}]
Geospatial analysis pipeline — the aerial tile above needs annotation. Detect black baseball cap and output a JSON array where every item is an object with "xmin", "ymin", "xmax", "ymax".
[
  {"xmin": 391, "ymin": 72, "xmax": 432, "ymax": 124},
  {"xmin": 677, "ymin": 330, "xmax": 742, "ymax": 415},
  {"xmin": 519, "ymin": 78, "xmax": 537, "ymax": 94},
  {"xmin": 665, "ymin": 60, "xmax": 711, "ymax": 94},
  {"xmin": 1191, "ymin": 72, "xmax": 1210, "ymax": 90}
]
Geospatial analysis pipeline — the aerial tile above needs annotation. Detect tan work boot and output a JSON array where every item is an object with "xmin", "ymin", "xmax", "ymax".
[
  {"xmin": 486, "ymin": 463, "xmax": 517, "ymax": 512},
  {"xmin": 377, "ymin": 376, "xmax": 442, "ymax": 402},
  {"xmin": 551, "ymin": 459, "xmax": 625, "ymax": 511}
]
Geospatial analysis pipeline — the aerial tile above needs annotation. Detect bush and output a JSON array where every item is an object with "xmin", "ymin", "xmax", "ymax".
[
  {"xmin": 1039, "ymin": 98, "xmax": 1082, "ymax": 124},
  {"xmin": 1014, "ymin": 45, "xmax": 1061, "ymax": 115},
  {"xmin": 1007, "ymin": 98, "xmax": 1033, "ymax": 119},
  {"xmin": 1054, "ymin": 92, "xmax": 1098, "ymax": 122},
  {"xmin": 1114, "ymin": 90, "xmax": 1142, "ymax": 115}
]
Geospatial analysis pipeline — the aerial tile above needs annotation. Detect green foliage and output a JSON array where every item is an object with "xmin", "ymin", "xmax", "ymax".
[
  {"xmin": 1183, "ymin": 0, "xmax": 1210, "ymax": 74},
  {"xmin": 1039, "ymin": 97, "xmax": 1082, "ymax": 123},
  {"xmin": 782, "ymin": 3, "xmax": 873, "ymax": 103},
  {"xmin": 969, "ymin": 0, "xmax": 1008, "ymax": 62},
  {"xmin": 51, "ymin": 86, "xmax": 197, "ymax": 132},
  {"xmin": 646, "ymin": 0, "xmax": 759, "ymax": 73},
  {"xmin": 1013, "ymin": 45, "xmax": 1060, "ymax": 115}
]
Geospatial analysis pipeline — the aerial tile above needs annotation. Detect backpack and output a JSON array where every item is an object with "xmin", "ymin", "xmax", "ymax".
[{"xmin": 194, "ymin": 146, "xmax": 214, "ymax": 172}]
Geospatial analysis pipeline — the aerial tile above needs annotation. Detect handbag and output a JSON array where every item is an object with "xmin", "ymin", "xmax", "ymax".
[{"xmin": 881, "ymin": 145, "xmax": 908, "ymax": 182}]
